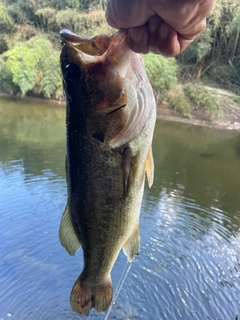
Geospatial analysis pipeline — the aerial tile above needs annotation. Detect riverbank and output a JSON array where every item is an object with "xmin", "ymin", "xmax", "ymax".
[
  {"xmin": 158, "ymin": 87, "xmax": 240, "ymax": 131},
  {"xmin": 1, "ymin": 87, "xmax": 240, "ymax": 131}
]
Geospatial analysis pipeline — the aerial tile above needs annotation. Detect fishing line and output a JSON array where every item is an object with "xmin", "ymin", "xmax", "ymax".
[{"xmin": 104, "ymin": 261, "xmax": 132, "ymax": 320}]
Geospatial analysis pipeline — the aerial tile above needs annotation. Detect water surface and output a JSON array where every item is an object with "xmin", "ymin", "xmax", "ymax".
[{"xmin": 0, "ymin": 97, "xmax": 240, "ymax": 319}]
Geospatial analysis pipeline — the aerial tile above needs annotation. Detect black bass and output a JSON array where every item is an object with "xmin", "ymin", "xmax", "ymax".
[{"xmin": 59, "ymin": 29, "xmax": 156, "ymax": 316}]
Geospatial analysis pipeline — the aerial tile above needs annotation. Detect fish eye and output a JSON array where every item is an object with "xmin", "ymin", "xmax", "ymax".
[{"xmin": 64, "ymin": 63, "xmax": 81, "ymax": 82}]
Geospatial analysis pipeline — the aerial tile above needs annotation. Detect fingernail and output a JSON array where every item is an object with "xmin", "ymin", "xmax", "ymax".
[
  {"xmin": 129, "ymin": 27, "xmax": 142, "ymax": 42},
  {"xmin": 160, "ymin": 23, "xmax": 169, "ymax": 40}
]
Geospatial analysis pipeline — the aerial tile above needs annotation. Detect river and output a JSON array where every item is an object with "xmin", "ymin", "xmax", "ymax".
[{"xmin": 0, "ymin": 97, "xmax": 240, "ymax": 320}]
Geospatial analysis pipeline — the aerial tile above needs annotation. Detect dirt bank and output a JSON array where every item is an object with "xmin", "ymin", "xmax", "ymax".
[{"xmin": 158, "ymin": 87, "xmax": 240, "ymax": 131}]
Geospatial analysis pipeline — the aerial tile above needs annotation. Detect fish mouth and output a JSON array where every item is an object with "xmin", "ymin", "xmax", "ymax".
[
  {"xmin": 60, "ymin": 29, "xmax": 127, "ymax": 57},
  {"xmin": 60, "ymin": 29, "xmax": 85, "ymax": 44}
]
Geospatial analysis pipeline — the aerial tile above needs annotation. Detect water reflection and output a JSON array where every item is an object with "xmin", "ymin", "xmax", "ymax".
[{"xmin": 0, "ymin": 98, "xmax": 240, "ymax": 319}]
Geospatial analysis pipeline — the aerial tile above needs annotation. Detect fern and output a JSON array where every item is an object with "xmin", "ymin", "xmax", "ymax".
[
  {"xmin": 3, "ymin": 36, "xmax": 56, "ymax": 96},
  {"xmin": 42, "ymin": 51, "xmax": 62, "ymax": 98},
  {"xmin": 0, "ymin": 55, "xmax": 19, "ymax": 94}
]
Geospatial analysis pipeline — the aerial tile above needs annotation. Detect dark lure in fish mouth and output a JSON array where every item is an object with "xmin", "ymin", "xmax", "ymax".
[{"xmin": 59, "ymin": 29, "xmax": 156, "ymax": 316}]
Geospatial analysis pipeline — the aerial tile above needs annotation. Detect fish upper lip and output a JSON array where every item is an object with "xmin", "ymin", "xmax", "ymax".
[{"xmin": 60, "ymin": 29, "xmax": 85, "ymax": 45}]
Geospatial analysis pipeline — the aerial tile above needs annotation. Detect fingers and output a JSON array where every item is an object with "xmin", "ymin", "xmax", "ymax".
[
  {"xmin": 127, "ymin": 15, "xmax": 197, "ymax": 56},
  {"xmin": 106, "ymin": 0, "xmax": 212, "ymax": 56},
  {"xmin": 128, "ymin": 26, "xmax": 149, "ymax": 54},
  {"xmin": 105, "ymin": 0, "xmax": 153, "ymax": 29},
  {"xmin": 151, "ymin": 22, "xmax": 195, "ymax": 56}
]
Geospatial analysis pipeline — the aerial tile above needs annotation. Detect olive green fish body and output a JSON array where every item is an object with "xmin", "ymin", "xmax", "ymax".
[{"xmin": 59, "ymin": 29, "xmax": 156, "ymax": 316}]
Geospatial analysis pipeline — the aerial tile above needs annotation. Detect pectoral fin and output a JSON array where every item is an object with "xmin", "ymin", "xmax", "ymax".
[
  {"xmin": 145, "ymin": 146, "xmax": 154, "ymax": 188},
  {"xmin": 122, "ymin": 148, "xmax": 141, "ymax": 198},
  {"xmin": 123, "ymin": 226, "xmax": 140, "ymax": 262},
  {"xmin": 59, "ymin": 202, "xmax": 81, "ymax": 256}
]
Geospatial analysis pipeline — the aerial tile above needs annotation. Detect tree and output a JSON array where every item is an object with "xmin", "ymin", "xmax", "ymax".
[{"xmin": 0, "ymin": 2, "xmax": 15, "ymax": 34}]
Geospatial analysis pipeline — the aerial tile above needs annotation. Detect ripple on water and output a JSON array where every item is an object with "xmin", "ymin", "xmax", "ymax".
[
  {"xmin": 126, "ymin": 188, "xmax": 240, "ymax": 320},
  {"xmin": 1, "ymin": 105, "xmax": 240, "ymax": 319}
]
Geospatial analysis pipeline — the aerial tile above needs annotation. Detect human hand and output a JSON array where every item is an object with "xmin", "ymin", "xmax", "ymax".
[{"xmin": 105, "ymin": 0, "xmax": 215, "ymax": 56}]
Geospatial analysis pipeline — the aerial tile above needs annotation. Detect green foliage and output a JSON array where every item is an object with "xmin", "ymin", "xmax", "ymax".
[
  {"xmin": 180, "ymin": 28, "xmax": 213, "ymax": 64},
  {"xmin": 4, "ymin": 37, "xmax": 50, "ymax": 95},
  {"xmin": 55, "ymin": 9, "xmax": 108, "ymax": 35},
  {"xmin": 42, "ymin": 51, "xmax": 62, "ymax": 98},
  {"xmin": 45, "ymin": 0, "xmax": 82, "ymax": 10},
  {"xmin": 0, "ymin": 0, "xmax": 239, "ymax": 104},
  {"xmin": 1, "ymin": 37, "xmax": 61, "ymax": 97},
  {"xmin": 143, "ymin": 53, "xmax": 178, "ymax": 99},
  {"xmin": 39, "ymin": 0, "xmax": 100, "ymax": 11},
  {"xmin": 0, "ymin": 34, "xmax": 8, "ymax": 53},
  {"xmin": 230, "ymin": 6, "xmax": 240, "ymax": 33},
  {"xmin": 178, "ymin": 0, "xmax": 240, "ymax": 91},
  {"xmin": 166, "ymin": 85, "xmax": 191, "ymax": 118},
  {"xmin": 184, "ymin": 84, "xmax": 222, "ymax": 118},
  {"xmin": 0, "ymin": 55, "xmax": 19, "ymax": 94},
  {"xmin": 35, "ymin": 8, "xmax": 57, "ymax": 32},
  {"xmin": 233, "ymin": 97, "xmax": 240, "ymax": 104},
  {"xmin": 5, "ymin": 0, "xmax": 39, "ymax": 25},
  {"xmin": 7, "ymin": 3, "xmax": 26, "ymax": 24},
  {"xmin": 35, "ymin": 8, "xmax": 109, "ymax": 35},
  {"xmin": 55, "ymin": 9, "xmax": 81, "ymax": 33},
  {"xmin": 0, "ymin": 2, "xmax": 15, "ymax": 34}
]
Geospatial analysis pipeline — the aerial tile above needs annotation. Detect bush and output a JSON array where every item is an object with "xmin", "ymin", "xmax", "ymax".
[
  {"xmin": 0, "ymin": 55, "xmax": 19, "ymax": 94},
  {"xmin": 0, "ymin": 2, "xmax": 15, "ymax": 34},
  {"xmin": 143, "ymin": 53, "xmax": 178, "ymax": 100},
  {"xmin": 184, "ymin": 84, "xmax": 221, "ymax": 118},
  {"xmin": 166, "ymin": 85, "xmax": 191, "ymax": 118},
  {"xmin": 1, "ymin": 36, "xmax": 62, "ymax": 98}
]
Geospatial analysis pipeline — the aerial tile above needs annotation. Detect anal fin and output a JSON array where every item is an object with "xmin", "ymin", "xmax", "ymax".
[
  {"xmin": 59, "ymin": 202, "xmax": 81, "ymax": 256},
  {"xmin": 145, "ymin": 146, "xmax": 154, "ymax": 188},
  {"xmin": 123, "ymin": 226, "xmax": 140, "ymax": 262}
]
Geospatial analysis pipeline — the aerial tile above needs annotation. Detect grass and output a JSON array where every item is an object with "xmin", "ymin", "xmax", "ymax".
[
  {"xmin": 166, "ymin": 85, "xmax": 191, "ymax": 118},
  {"xmin": 233, "ymin": 97, "xmax": 240, "ymax": 105},
  {"xmin": 163, "ymin": 83, "xmax": 222, "ymax": 119},
  {"xmin": 183, "ymin": 84, "xmax": 222, "ymax": 119}
]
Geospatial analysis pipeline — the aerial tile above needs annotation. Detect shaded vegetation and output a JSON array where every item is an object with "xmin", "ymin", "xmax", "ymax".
[
  {"xmin": 143, "ymin": 54, "xmax": 178, "ymax": 100},
  {"xmin": 0, "ymin": 0, "xmax": 239, "ymax": 119},
  {"xmin": 0, "ymin": 0, "xmax": 111, "ymax": 99},
  {"xmin": 178, "ymin": 0, "xmax": 240, "ymax": 94}
]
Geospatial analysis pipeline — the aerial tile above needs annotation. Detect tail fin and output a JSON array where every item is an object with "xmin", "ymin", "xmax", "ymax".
[{"xmin": 70, "ymin": 275, "xmax": 113, "ymax": 316}]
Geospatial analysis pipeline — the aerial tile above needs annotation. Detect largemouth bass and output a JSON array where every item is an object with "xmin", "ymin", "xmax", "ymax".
[{"xmin": 59, "ymin": 29, "xmax": 156, "ymax": 316}]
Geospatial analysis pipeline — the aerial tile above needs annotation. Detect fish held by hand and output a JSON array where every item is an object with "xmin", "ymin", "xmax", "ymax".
[{"xmin": 59, "ymin": 29, "xmax": 156, "ymax": 316}]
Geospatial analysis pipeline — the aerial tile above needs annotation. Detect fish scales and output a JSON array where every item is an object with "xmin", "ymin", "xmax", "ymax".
[{"xmin": 59, "ymin": 29, "xmax": 156, "ymax": 316}]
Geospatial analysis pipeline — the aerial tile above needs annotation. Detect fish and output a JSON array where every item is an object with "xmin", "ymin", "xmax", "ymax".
[{"xmin": 59, "ymin": 29, "xmax": 156, "ymax": 316}]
